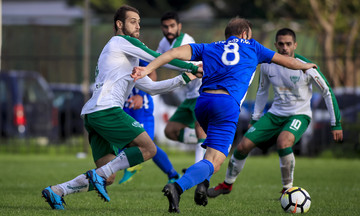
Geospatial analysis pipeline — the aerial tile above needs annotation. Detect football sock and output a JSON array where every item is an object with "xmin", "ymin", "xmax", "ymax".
[
  {"xmin": 194, "ymin": 140, "xmax": 206, "ymax": 163},
  {"xmin": 178, "ymin": 128, "xmax": 197, "ymax": 144},
  {"xmin": 176, "ymin": 159, "xmax": 214, "ymax": 192},
  {"xmin": 96, "ymin": 147, "xmax": 144, "ymax": 179},
  {"xmin": 152, "ymin": 145, "xmax": 179, "ymax": 179},
  {"xmin": 278, "ymin": 147, "xmax": 295, "ymax": 189},
  {"xmin": 225, "ymin": 153, "xmax": 247, "ymax": 184},
  {"xmin": 52, "ymin": 174, "xmax": 89, "ymax": 196}
]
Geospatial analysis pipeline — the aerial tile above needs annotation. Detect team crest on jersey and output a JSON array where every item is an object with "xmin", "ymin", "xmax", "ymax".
[
  {"xmin": 290, "ymin": 76, "xmax": 300, "ymax": 84},
  {"xmin": 132, "ymin": 121, "xmax": 143, "ymax": 128}
]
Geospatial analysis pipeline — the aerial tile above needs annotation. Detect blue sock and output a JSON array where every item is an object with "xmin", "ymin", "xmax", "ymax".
[
  {"xmin": 176, "ymin": 159, "xmax": 214, "ymax": 192},
  {"xmin": 152, "ymin": 146, "xmax": 179, "ymax": 179}
]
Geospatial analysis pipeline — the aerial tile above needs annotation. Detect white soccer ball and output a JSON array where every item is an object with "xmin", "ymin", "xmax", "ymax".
[{"xmin": 280, "ymin": 187, "xmax": 311, "ymax": 213}]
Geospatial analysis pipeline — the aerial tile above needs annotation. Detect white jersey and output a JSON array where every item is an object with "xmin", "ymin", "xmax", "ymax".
[
  {"xmin": 157, "ymin": 32, "xmax": 201, "ymax": 99},
  {"xmin": 253, "ymin": 56, "xmax": 341, "ymax": 128},
  {"xmin": 81, "ymin": 35, "xmax": 197, "ymax": 115}
]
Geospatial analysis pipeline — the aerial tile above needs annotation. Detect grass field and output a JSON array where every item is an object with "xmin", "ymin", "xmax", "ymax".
[{"xmin": 1, "ymin": 149, "xmax": 359, "ymax": 216}]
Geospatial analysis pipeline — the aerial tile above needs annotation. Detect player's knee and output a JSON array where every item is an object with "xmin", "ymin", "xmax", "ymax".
[
  {"xmin": 164, "ymin": 125, "xmax": 177, "ymax": 140},
  {"xmin": 277, "ymin": 138, "xmax": 293, "ymax": 149},
  {"xmin": 237, "ymin": 138, "xmax": 253, "ymax": 155}
]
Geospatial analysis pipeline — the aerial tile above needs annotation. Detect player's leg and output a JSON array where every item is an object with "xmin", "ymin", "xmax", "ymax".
[
  {"xmin": 277, "ymin": 115, "xmax": 310, "ymax": 193},
  {"xmin": 208, "ymin": 113, "xmax": 282, "ymax": 198},
  {"xmin": 164, "ymin": 99, "xmax": 198, "ymax": 144},
  {"xmin": 207, "ymin": 137, "xmax": 255, "ymax": 198},
  {"xmin": 165, "ymin": 93, "xmax": 237, "ymax": 209},
  {"xmin": 195, "ymin": 121, "xmax": 206, "ymax": 163}
]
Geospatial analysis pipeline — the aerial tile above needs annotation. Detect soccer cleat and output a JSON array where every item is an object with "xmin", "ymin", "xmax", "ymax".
[
  {"xmin": 118, "ymin": 165, "xmax": 142, "ymax": 184},
  {"xmin": 207, "ymin": 181, "xmax": 233, "ymax": 198},
  {"xmin": 162, "ymin": 183, "xmax": 181, "ymax": 213},
  {"xmin": 279, "ymin": 188, "xmax": 288, "ymax": 200},
  {"xmin": 41, "ymin": 186, "xmax": 66, "ymax": 210},
  {"xmin": 194, "ymin": 180, "xmax": 209, "ymax": 206},
  {"xmin": 86, "ymin": 169, "xmax": 110, "ymax": 202}
]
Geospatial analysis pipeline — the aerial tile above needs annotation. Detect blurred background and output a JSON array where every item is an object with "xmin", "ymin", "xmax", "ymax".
[{"xmin": 0, "ymin": 0, "xmax": 359, "ymax": 158}]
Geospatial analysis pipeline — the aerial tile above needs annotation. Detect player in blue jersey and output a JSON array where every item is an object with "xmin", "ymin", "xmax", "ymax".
[
  {"xmin": 132, "ymin": 17, "xmax": 316, "ymax": 213},
  {"xmin": 207, "ymin": 28, "xmax": 343, "ymax": 199},
  {"xmin": 119, "ymin": 60, "xmax": 181, "ymax": 184}
]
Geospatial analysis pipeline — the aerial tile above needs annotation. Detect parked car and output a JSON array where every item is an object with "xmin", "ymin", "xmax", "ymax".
[
  {"xmin": 50, "ymin": 83, "xmax": 90, "ymax": 140},
  {"xmin": 0, "ymin": 70, "xmax": 57, "ymax": 139},
  {"xmin": 301, "ymin": 88, "xmax": 360, "ymax": 155}
]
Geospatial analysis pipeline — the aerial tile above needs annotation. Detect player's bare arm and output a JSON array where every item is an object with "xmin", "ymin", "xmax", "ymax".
[
  {"xmin": 271, "ymin": 53, "xmax": 317, "ymax": 71},
  {"xmin": 131, "ymin": 45, "xmax": 200, "ymax": 81}
]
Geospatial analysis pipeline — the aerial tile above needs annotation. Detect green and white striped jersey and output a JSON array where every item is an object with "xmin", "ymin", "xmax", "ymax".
[
  {"xmin": 81, "ymin": 35, "xmax": 197, "ymax": 116},
  {"xmin": 157, "ymin": 32, "xmax": 201, "ymax": 99},
  {"xmin": 253, "ymin": 54, "xmax": 341, "ymax": 130}
]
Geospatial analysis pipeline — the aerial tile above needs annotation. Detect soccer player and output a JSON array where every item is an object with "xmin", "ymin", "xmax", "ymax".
[
  {"xmin": 207, "ymin": 28, "xmax": 343, "ymax": 198},
  {"xmin": 41, "ymin": 5, "xmax": 201, "ymax": 210},
  {"xmin": 158, "ymin": 11, "xmax": 206, "ymax": 164},
  {"xmin": 131, "ymin": 18, "xmax": 317, "ymax": 213},
  {"xmin": 119, "ymin": 67, "xmax": 181, "ymax": 184}
]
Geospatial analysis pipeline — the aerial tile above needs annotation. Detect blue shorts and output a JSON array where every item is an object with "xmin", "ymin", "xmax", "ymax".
[{"xmin": 195, "ymin": 92, "xmax": 240, "ymax": 157}]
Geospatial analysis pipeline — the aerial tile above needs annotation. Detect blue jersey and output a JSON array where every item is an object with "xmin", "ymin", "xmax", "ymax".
[{"xmin": 190, "ymin": 36, "xmax": 275, "ymax": 106}]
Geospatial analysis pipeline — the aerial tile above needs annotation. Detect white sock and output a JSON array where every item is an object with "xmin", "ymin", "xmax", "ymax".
[
  {"xmin": 224, "ymin": 154, "xmax": 247, "ymax": 184},
  {"xmin": 96, "ymin": 151, "xmax": 130, "ymax": 179},
  {"xmin": 195, "ymin": 142, "xmax": 206, "ymax": 163},
  {"xmin": 52, "ymin": 174, "xmax": 89, "ymax": 196},
  {"xmin": 183, "ymin": 128, "xmax": 198, "ymax": 144},
  {"xmin": 279, "ymin": 153, "xmax": 295, "ymax": 189}
]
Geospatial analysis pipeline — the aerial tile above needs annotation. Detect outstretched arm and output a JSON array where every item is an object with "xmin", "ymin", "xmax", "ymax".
[
  {"xmin": 271, "ymin": 53, "xmax": 317, "ymax": 71},
  {"xmin": 131, "ymin": 45, "xmax": 203, "ymax": 81}
]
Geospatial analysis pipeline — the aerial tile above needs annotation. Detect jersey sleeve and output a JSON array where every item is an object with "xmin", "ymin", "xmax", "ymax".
[
  {"xmin": 119, "ymin": 36, "xmax": 198, "ymax": 74},
  {"xmin": 252, "ymin": 64, "xmax": 271, "ymax": 121},
  {"xmin": 254, "ymin": 40, "xmax": 276, "ymax": 64},
  {"xmin": 189, "ymin": 43, "xmax": 205, "ymax": 61},
  {"xmin": 134, "ymin": 75, "xmax": 186, "ymax": 96},
  {"xmin": 306, "ymin": 68, "xmax": 342, "ymax": 130}
]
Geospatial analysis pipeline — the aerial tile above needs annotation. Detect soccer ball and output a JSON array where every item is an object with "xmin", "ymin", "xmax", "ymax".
[{"xmin": 280, "ymin": 187, "xmax": 311, "ymax": 213}]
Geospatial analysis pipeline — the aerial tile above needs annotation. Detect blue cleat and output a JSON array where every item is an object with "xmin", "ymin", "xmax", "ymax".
[
  {"xmin": 86, "ymin": 169, "xmax": 110, "ymax": 202},
  {"xmin": 42, "ymin": 186, "xmax": 66, "ymax": 210},
  {"xmin": 119, "ymin": 165, "xmax": 142, "ymax": 184}
]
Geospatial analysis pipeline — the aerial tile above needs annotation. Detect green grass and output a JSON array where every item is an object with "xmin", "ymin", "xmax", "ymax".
[{"xmin": 0, "ymin": 150, "xmax": 359, "ymax": 216}]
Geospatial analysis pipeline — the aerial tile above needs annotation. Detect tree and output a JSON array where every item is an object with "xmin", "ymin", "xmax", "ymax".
[{"xmin": 285, "ymin": 0, "xmax": 360, "ymax": 87}]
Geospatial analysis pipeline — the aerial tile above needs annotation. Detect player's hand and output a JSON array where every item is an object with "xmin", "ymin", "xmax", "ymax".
[
  {"xmin": 332, "ymin": 130, "xmax": 343, "ymax": 142},
  {"xmin": 127, "ymin": 95, "xmax": 143, "ymax": 110},
  {"xmin": 302, "ymin": 63, "xmax": 318, "ymax": 73},
  {"xmin": 194, "ymin": 64, "xmax": 203, "ymax": 78},
  {"xmin": 131, "ymin": 67, "xmax": 150, "ymax": 82},
  {"xmin": 184, "ymin": 72, "xmax": 197, "ymax": 80}
]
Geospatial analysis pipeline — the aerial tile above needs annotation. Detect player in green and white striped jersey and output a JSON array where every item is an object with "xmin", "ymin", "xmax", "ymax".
[
  {"xmin": 208, "ymin": 28, "xmax": 343, "ymax": 198},
  {"xmin": 41, "ymin": 5, "xmax": 201, "ymax": 210}
]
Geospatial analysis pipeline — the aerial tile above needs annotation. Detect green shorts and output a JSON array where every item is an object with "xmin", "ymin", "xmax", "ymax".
[
  {"xmin": 169, "ymin": 98, "xmax": 197, "ymax": 128},
  {"xmin": 244, "ymin": 112, "xmax": 310, "ymax": 150},
  {"xmin": 84, "ymin": 107, "xmax": 145, "ymax": 162}
]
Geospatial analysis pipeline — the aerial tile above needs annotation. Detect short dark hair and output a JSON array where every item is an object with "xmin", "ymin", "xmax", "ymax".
[
  {"xmin": 113, "ymin": 5, "xmax": 140, "ymax": 32},
  {"xmin": 160, "ymin": 11, "xmax": 180, "ymax": 24},
  {"xmin": 224, "ymin": 17, "xmax": 252, "ymax": 39},
  {"xmin": 275, "ymin": 28, "xmax": 296, "ymax": 42}
]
